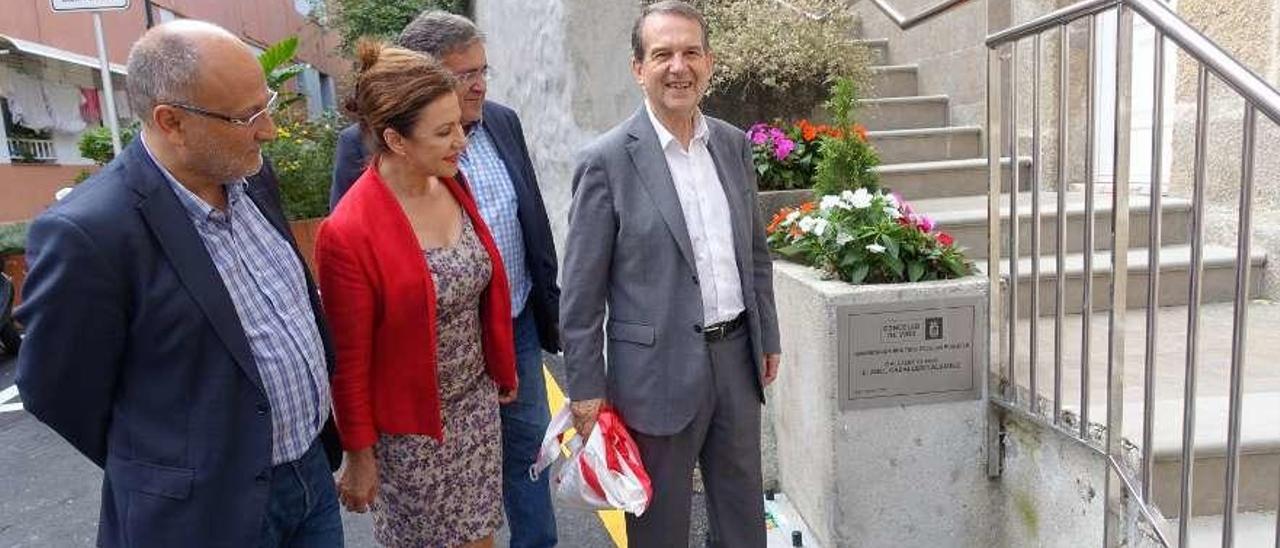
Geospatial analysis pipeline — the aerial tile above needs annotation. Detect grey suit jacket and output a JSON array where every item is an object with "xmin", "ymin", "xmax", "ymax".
[{"xmin": 561, "ymin": 107, "xmax": 781, "ymax": 436}]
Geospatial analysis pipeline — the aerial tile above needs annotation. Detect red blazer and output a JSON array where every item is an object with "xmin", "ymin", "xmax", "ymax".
[{"xmin": 316, "ymin": 165, "xmax": 517, "ymax": 451}]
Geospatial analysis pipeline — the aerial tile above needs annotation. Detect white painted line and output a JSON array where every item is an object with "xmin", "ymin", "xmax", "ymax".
[{"xmin": 0, "ymin": 384, "xmax": 22, "ymax": 414}]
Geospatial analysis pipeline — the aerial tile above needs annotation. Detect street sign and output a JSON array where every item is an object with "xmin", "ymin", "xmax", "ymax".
[{"xmin": 50, "ymin": 0, "xmax": 130, "ymax": 12}]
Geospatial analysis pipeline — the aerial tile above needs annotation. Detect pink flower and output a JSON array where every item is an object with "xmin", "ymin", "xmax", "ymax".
[
  {"xmin": 774, "ymin": 137, "xmax": 795, "ymax": 160},
  {"xmin": 747, "ymin": 124, "xmax": 770, "ymax": 145},
  {"xmin": 910, "ymin": 213, "xmax": 935, "ymax": 233}
]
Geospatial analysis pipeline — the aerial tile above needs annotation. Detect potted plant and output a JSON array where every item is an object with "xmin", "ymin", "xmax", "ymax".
[{"xmin": 749, "ymin": 77, "xmax": 879, "ymax": 220}]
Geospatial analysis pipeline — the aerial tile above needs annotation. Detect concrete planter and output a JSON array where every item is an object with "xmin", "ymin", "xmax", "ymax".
[{"xmin": 767, "ymin": 260, "xmax": 997, "ymax": 547}]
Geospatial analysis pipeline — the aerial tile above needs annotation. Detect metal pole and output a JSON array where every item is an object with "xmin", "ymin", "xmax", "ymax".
[
  {"xmin": 1177, "ymin": 64, "xmax": 1211, "ymax": 548},
  {"xmin": 1009, "ymin": 41, "xmax": 1021, "ymax": 404},
  {"xmin": 93, "ymin": 12, "xmax": 122, "ymax": 155},
  {"xmin": 1103, "ymin": 6, "xmax": 1133, "ymax": 547},
  {"xmin": 987, "ymin": 45, "xmax": 1006, "ymax": 479},
  {"xmin": 1141, "ymin": 28, "xmax": 1166, "ymax": 504},
  {"xmin": 1081, "ymin": 14, "xmax": 1098, "ymax": 439},
  {"xmin": 1055, "ymin": 22, "xmax": 1069, "ymax": 426},
  {"xmin": 1031, "ymin": 33, "xmax": 1043, "ymax": 416},
  {"xmin": 1220, "ymin": 104, "xmax": 1257, "ymax": 548}
]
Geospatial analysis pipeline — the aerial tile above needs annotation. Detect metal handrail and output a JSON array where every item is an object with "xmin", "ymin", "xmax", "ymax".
[
  {"xmin": 985, "ymin": 0, "xmax": 1280, "ymax": 545},
  {"xmin": 866, "ymin": 0, "xmax": 975, "ymax": 30},
  {"xmin": 987, "ymin": 0, "xmax": 1280, "ymax": 124}
]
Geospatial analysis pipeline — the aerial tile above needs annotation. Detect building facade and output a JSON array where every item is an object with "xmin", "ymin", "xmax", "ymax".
[{"xmin": 0, "ymin": 0, "xmax": 347, "ymax": 222}]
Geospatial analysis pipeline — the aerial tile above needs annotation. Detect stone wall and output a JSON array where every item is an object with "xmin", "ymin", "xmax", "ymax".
[
  {"xmin": 474, "ymin": 0, "xmax": 642, "ymax": 251},
  {"xmin": 1165, "ymin": 0, "xmax": 1280, "ymax": 298}
]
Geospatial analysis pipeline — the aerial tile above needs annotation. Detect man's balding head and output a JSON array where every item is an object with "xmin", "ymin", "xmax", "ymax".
[{"xmin": 126, "ymin": 20, "xmax": 256, "ymax": 126}]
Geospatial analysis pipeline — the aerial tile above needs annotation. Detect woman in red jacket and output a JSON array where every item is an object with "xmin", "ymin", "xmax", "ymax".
[{"xmin": 316, "ymin": 41, "xmax": 517, "ymax": 548}]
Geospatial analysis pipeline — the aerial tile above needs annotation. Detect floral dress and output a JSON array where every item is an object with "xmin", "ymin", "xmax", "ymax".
[{"xmin": 371, "ymin": 216, "xmax": 504, "ymax": 547}]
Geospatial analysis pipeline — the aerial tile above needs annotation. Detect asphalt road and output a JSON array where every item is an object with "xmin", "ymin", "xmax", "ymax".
[{"xmin": 0, "ymin": 353, "xmax": 710, "ymax": 547}]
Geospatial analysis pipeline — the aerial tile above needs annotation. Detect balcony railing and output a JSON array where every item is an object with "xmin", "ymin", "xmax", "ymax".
[{"xmin": 6, "ymin": 138, "xmax": 57, "ymax": 163}]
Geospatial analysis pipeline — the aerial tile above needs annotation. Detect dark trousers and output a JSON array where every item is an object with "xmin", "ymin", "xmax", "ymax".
[
  {"xmin": 500, "ymin": 306, "xmax": 558, "ymax": 547},
  {"xmin": 625, "ymin": 326, "xmax": 765, "ymax": 548},
  {"xmin": 257, "ymin": 439, "xmax": 344, "ymax": 548}
]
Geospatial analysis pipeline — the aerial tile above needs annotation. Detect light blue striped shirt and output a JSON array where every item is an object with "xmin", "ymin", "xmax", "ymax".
[
  {"xmin": 144, "ymin": 141, "xmax": 330, "ymax": 465},
  {"xmin": 459, "ymin": 123, "xmax": 532, "ymax": 316}
]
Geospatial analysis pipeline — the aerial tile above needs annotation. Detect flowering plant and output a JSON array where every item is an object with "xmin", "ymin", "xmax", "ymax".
[
  {"xmin": 748, "ymin": 119, "xmax": 868, "ymax": 192},
  {"xmin": 767, "ymin": 189, "xmax": 972, "ymax": 284}
]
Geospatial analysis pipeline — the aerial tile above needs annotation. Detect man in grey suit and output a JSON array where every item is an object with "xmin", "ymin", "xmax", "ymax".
[{"xmin": 559, "ymin": 2, "xmax": 781, "ymax": 546}]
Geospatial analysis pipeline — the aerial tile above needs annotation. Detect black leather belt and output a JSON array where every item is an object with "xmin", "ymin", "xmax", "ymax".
[{"xmin": 699, "ymin": 313, "xmax": 746, "ymax": 342}]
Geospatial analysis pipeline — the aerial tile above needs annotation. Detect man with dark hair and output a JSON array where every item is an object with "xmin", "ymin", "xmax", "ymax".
[
  {"xmin": 16, "ymin": 20, "xmax": 342, "ymax": 547},
  {"xmin": 328, "ymin": 11, "xmax": 560, "ymax": 548},
  {"xmin": 561, "ymin": 1, "xmax": 780, "ymax": 546}
]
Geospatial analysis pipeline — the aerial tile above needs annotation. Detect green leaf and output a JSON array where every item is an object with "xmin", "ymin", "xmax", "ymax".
[
  {"xmin": 268, "ymin": 64, "xmax": 307, "ymax": 92},
  {"xmin": 881, "ymin": 234, "xmax": 900, "ymax": 259},
  {"xmin": 847, "ymin": 263, "xmax": 869, "ymax": 284},
  {"xmin": 908, "ymin": 261, "xmax": 925, "ymax": 282},
  {"xmin": 885, "ymin": 255, "xmax": 905, "ymax": 279},
  {"xmin": 259, "ymin": 36, "xmax": 299, "ymax": 75}
]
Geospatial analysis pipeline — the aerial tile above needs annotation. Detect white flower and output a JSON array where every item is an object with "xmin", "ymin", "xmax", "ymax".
[
  {"xmin": 54, "ymin": 187, "xmax": 74, "ymax": 201},
  {"xmin": 784, "ymin": 210, "xmax": 801, "ymax": 225},
  {"xmin": 884, "ymin": 206, "xmax": 902, "ymax": 219},
  {"xmin": 848, "ymin": 187, "xmax": 872, "ymax": 209},
  {"xmin": 884, "ymin": 192, "xmax": 899, "ymax": 208},
  {"xmin": 866, "ymin": 243, "xmax": 886, "ymax": 254},
  {"xmin": 797, "ymin": 216, "xmax": 818, "ymax": 233},
  {"xmin": 836, "ymin": 231, "xmax": 855, "ymax": 246},
  {"xmin": 811, "ymin": 218, "xmax": 830, "ymax": 236},
  {"xmin": 819, "ymin": 195, "xmax": 844, "ymax": 211}
]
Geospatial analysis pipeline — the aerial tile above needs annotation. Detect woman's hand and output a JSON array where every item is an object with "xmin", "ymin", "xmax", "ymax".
[
  {"xmin": 498, "ymin": 382, "xmax": 518, "ymax": 405},
  {"xmin": 338, "ymin": 448, "xmax": 378, "ymax": 513}
]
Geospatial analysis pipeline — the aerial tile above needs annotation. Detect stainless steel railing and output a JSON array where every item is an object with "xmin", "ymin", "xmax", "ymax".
[
  {"xmin": 986, "ymin": 0, "xmax": 1280, "ymax": 546},
  {"xmin": 865, "ymin": 0, "xmax": 976, "ymax": 30}
]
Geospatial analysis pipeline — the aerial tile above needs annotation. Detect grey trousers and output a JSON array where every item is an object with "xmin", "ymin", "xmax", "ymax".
[{"xmin": 624, "ymin": 327, "xmax": 765, "ymax": 548}]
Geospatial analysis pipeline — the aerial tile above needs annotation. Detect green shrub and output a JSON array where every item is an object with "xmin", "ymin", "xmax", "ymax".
[
  {"xmin": 812, "ymin": 77, "xmax": 879, "ymax": 196},
  {"xmin": 0, "ymin": 222, "xmax": 30, "ymax": 255},
  {"xmin": 669, "ymin": 0, "xmax": 871, "ymax": 128},
  {"xmin": 262, "ymin": 113, "xmax": 343, "ymax": 220},
  {"xmin": 77, "ymin": 122, "xmax": 138, "ymax": 166},
  {"xmin": 326, "ymin": 0, "xmax": 468, "ymax": 52}
]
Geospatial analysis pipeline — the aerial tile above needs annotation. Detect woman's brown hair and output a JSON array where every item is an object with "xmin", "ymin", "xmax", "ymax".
[{"xmin": 343, "ymin": 40, "xmax": 458, "ymax": 155}]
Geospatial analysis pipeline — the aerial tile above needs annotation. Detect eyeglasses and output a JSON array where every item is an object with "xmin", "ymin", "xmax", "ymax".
[
  {"xmin": 453, "ymin": 66, "xmax": 493, "ymax": 86},
  {"xmin": 166, "ymin": 90, "xmax": 278, "ymax": 128}
]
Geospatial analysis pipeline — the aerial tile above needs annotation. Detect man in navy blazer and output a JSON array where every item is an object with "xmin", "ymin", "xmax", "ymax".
[
  {"xmin": 329, "ymin": 11, "xmax": 561, "ymax": 547},
  {"xmin": 16, "ymin": 21, "xmax": 342, "ymax": 547}
]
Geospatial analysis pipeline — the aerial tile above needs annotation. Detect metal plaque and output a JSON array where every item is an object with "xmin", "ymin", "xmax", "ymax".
[
  {"xmin": 51, "ymin": 0, "xmax": 130, "ymax": 12},
  {"xmin": 837, "ymin": 295, "xmax": 983, "ymax": 410}
]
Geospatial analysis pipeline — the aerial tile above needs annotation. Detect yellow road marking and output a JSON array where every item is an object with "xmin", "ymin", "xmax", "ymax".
[{"xmin": 543, "ymin": 366, "xmax": 628, "ymax": 547}]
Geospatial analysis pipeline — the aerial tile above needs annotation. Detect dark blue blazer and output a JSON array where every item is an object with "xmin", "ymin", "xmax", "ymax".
[
  {"xmin": 331, "ymin": 100, "xmax": 561, "ymax": 352},
  {"xmin": 15, "ymin": 140, "xmax": 341, "ymax": 548}
]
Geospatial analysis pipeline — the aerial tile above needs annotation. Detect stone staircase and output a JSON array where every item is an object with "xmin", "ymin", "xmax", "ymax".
[{"xmin": 857, "ymin": 37, "xmax": 1277, "ymax": 542}]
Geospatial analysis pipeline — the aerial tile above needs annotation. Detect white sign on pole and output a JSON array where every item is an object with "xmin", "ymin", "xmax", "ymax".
[{"xmin": 50, "ymin": 0, "xmax": 129, "ymax": 12}]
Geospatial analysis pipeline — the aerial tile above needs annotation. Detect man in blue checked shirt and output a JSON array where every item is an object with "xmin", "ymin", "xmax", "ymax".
[
  {"xmin": 16, "ymin": 21, "xmax": 343, "ymax": 547},
  {"xmin": 330, "ymin": 11, "xmax": 562, "ymax": 548}
]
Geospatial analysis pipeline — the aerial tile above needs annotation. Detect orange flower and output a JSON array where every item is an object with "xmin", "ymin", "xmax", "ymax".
[
  {"xmin": 853, "ymin": 124, "xmax": 869, "ymax": 142},
  {"xmin": 797, "ymin": 119, "xmax": 818, "ymax": 141},
  {"xmin": 768, "ymin": 207, "xmax": 794, "ymax": 234},
  {"xmin": 799, "ymin": 201, "xmax": 817, "ymax": 213}
]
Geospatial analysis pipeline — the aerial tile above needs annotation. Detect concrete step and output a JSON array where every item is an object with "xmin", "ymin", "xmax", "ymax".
[
  {"xmin": 1068, "ymin": 393, "xmax": 1280, "ymax": 518},
  {"xmin": 1185, "ymin": 511, "xmax": 1276, "ymax": 546},
  {"xmin": 859, "ymin": 95, "xmax": 949, "ymax": 130},
  {"xmin": 990, "ymin": 245, "xmax": 1266, "ymax": 316},
  {"xmin": 868, "ymin": 64, "xmax": 919, "ymax": 98},
  {"xmin": 868, "ymin": 126, "xmax": 982, "ymax": 164},
  {"xmin": 854, "ymin": 38, "xmax": 889, "ymax": 65},
  {"xmin": 877, "ymin": 157, "xmax": 1032, "ymax": 200},
  {"xmin": 914, "ymin": 192, "xmax": 1193, "ymax": 259}
]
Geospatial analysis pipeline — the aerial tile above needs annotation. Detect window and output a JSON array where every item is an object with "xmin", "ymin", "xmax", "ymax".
[{"xmin": 318, "ymin": 72, "xmax": 335, "ymax": 112}]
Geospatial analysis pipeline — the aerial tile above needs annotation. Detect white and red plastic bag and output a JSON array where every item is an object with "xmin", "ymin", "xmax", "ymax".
[{"xmin": 529, "ymin": 402, "xmax": 653, "ymax": 516}]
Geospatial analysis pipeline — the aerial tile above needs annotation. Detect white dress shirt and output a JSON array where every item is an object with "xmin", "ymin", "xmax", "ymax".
[{"xmin": 645, "ymin": 102, "xmax": 745, "ymax": 325}]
